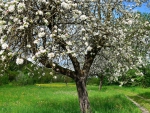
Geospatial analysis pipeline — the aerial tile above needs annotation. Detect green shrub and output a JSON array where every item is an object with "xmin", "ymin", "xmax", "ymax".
[
  {"xmin": 87, "ymin": 77, "xmax": 99, "ymax": 85},
  {"xmin": 14, "ymin": 71, "xmax": 34, "ymax": 85},
  {"xmin": 0, "ymin": 73, "xmax": 9, "ymax": 85}
]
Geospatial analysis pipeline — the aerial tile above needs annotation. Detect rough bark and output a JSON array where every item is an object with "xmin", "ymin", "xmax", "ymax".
[
  {"xmin": 99, "ymin": 75, "xmax": 104, "ymax": 90},
  {"xmin": 76, "ymin": 78, "xmax": 91, "ymax": 113}
]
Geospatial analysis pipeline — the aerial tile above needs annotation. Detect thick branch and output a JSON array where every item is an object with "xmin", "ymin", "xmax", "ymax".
[
  {"xmin": 50, "ymin": 33, "xmax": 81, "ymax": 74},
  {"xmin": 82, "ymin": 47, "xmax": 99, "ymax": 77},
  {"xmin": 46, "ymin": 62, "xmax": 76, "ymax": 80},
  {"xmin": 39, "ymin": 56, "xmax": 76, "ymax": 80}
]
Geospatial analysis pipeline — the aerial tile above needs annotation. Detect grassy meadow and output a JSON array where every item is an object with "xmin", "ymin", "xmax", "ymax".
[{"xmin": 0, "ymin": 83, "xmax": 150, "ymax": 113}]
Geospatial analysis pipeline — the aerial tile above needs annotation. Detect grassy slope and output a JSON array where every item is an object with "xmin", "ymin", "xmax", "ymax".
[{"xmin": 0, "ymin": 84, "xmax": 148, "ymax": 113}]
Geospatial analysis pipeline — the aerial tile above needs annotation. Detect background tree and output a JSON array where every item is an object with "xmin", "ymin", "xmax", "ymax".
[
  {"xmin": 0, "ymin": 0, "xmax": 150, "ymax": 113},
  {"xmin": 90, "ymin": 11, "xmax": 150, "ymax": 89}
]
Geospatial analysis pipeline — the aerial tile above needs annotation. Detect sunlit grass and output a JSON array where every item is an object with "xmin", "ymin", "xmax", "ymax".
[
  {"xmin": 0, "ymin": 84, "xmax": 149, "ymax": 113},
  {"xmin": 35, "ymin": 83, "xmax": 75, "ymax": 87}
]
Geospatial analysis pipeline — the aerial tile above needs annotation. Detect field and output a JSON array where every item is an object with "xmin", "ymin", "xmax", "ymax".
[{"xmin": 0, "ymin": 83, "xmax": 150, "ymax": 113}]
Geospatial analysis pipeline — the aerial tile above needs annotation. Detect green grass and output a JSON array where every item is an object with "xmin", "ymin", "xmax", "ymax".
[{"xmin": 0, "ymin": 84, "xmax": 149, "ymax": 113}]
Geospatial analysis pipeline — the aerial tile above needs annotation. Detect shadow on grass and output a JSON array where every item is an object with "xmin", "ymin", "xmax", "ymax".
[{"xmin": 138, "ymin": 92, "xmax": 150, "ymax": 99}]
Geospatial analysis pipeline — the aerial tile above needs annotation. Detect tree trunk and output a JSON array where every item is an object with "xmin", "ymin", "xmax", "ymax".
[
  {"xmin": 99, "ymin": 79, "xmax": 102, "ymax": 90},
  {"xmin": 76, "ymin": 78, "xmax": 91, "ymax": 113},
  {"xmin": 99, "ymin": 75, "xmax": 103, "ymax": 90}
]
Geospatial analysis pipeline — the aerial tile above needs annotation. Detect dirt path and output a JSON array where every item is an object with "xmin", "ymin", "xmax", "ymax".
[{"xmin": 126, "ymin": 96, "xmax": 149, "ymax": 113}]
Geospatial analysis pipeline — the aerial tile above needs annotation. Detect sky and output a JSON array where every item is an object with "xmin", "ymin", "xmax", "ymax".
[{"xmin": 135, "ymin": 3, "xmax": 150, "ymax": 13}]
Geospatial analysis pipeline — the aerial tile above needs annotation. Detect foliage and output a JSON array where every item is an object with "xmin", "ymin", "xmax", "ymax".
[
  {"xmin": 139, "ymin": 65, "xmax": 150, "ymax": 87},
  {"xmin": 0, "ymin": 73, "xmax": 9, "ymax": 85},
  {"xmin": 14, "ymin": 71, "xmax": 33, "ymax": 85},
  {"xmin": 115, "ymin": 64, "xmax": 150, "ymax": 87},
  {"xmin": 87, "ymin": 77, "xmax": 99, "ymax": 85},
  {"xmin": 0, "ymin": 59, "xmax": 73, "ymax": 85}
]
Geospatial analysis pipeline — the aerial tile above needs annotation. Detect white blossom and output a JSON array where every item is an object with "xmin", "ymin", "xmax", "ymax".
[
  {"xmin": 83, "ymin": 37, "xmax": 86, "ymax": 41},
  {"xmin": 17, "ymin": 3, "xmax": 25, "ymax": 12},
  {"xmin": 18, "ymin": 26, "xmax": 24, "ymax": 30},
  {"xmin": 26, "ymin": 44, "xmax": 31, "ymax": 48},
  {"xmin": 67, "ymin": 49, "xmax": 73, "ymax": 54},
  {"xmin": 1, "ymin": 55, "xmax": 6, "ymax": 61},
  {"xmin": 0, "ymin": 50, "xmax": 4, "ymax": 55},
  {"xmin": 0, "ymin": 38, "xmax": 4, "ymax": 44},
  {"xmin": 40, "ymin": 28, "xmax": 44, "ymax": 32},
  {"xmin": 35, "ymin": 51, "xmax": 41, "ymax": 57},
  {"xmin": 33, "ymin": 39, "xmax": 40, "ymax": 44},
  {"xmin": 48, "ymin": 52, "xmax": 55, "ymax": 59},
  {"xmin": 66, "ymin": 41, "xmax": 72, "ymax": 45},
  {"xmin": 13, "ymin": 18, "xmax": 19, "ymax": 22},
  {"xmin": 131, "ymin": 79, "xmax": 134, "ymax": 82},
  {"xmin": 53, "ymin": 76, "xmax": 57, "ymax": 79},
  {"xmin": 40, "ymin": 49, "xmax": 46, "ymax": 53},
  {"xmin": 8, "ymin": 52, "xmax": 14, "ymax": 56},
  {"xmin": 86, "ymin": 46, "xmax": 92, "ymax": 51},
  {"xmin": 80, "ymin": 15, "xmax": 88, "ymax": 21},
  {"xmin": 72, "ymin": 53, "xmax": 77, "ymax": 57},
  {"xmin": 36, "ymin": 10, "xmax": 43, "ymax": 15},
  {"xmin": 52, "ymin": 63, "xmax": 56, "ymax": 67},
  {"xmin": 0, "ymin": 27, "xmax": 2, "ymax": 35},
  {"xmin": 43, "ymin": 18, "xmax": 49, "ymax": 25},
  {"xmin": 93, "ymin": 32, "xmax": 99, "ymax": 36},
  {"xmin": 50, "ymin": 72, "xmax": 53, "ymax": 75},
  {"xmin": 42, "ymin": 73, "xmax": 45, "ymax": 76},
  {"xmin": 38, "ymin": 32, "xmax": 45, "ymax": 38},
  {"xmin": 2, "ymin": 43, "xmax": 8, "ymax": 49},
  {"xmin": 16, "ymin": 58, "xmax": 24, "ymax": 65},
  {"xmin": 61, "ymin": 34, "xmax": 66, "ymax": 39},
  {"xmin": 8, "ymin": 5, "xmax": 15, "ymax": 12},
  {"xmin": 38, "ymin": 0, "xmax": 46, "ymax": 3},
  {"xmin": 61, "ymin": 2, "xmax": 71, "ymax": 10},
  {"xmin": 85, "ymin": 42, "xmax": 88, "ymax": 46},
  {"xmin": 119, "ymin": 82, "xmax": 124, "ymax": 87}
]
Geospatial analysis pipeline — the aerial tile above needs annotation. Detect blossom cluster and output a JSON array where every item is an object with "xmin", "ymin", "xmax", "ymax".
[{"xmin": 0, "ymin": 0, "xmax": 149, "ymax": 84}]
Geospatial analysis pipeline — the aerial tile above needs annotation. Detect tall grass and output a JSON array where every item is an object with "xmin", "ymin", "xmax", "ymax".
[{"xmin": 0, "ymin": 84, "xmax": 145, "ymax": 113}]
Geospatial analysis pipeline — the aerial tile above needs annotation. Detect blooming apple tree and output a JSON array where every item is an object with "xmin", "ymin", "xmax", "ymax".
[
  {"xmin": 90, "ymin": 11, "xmax": 150, "ymax": 88},
  {"xmin": 0, "ymin": 0, "xmax": 150, "ymax": 113}
]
